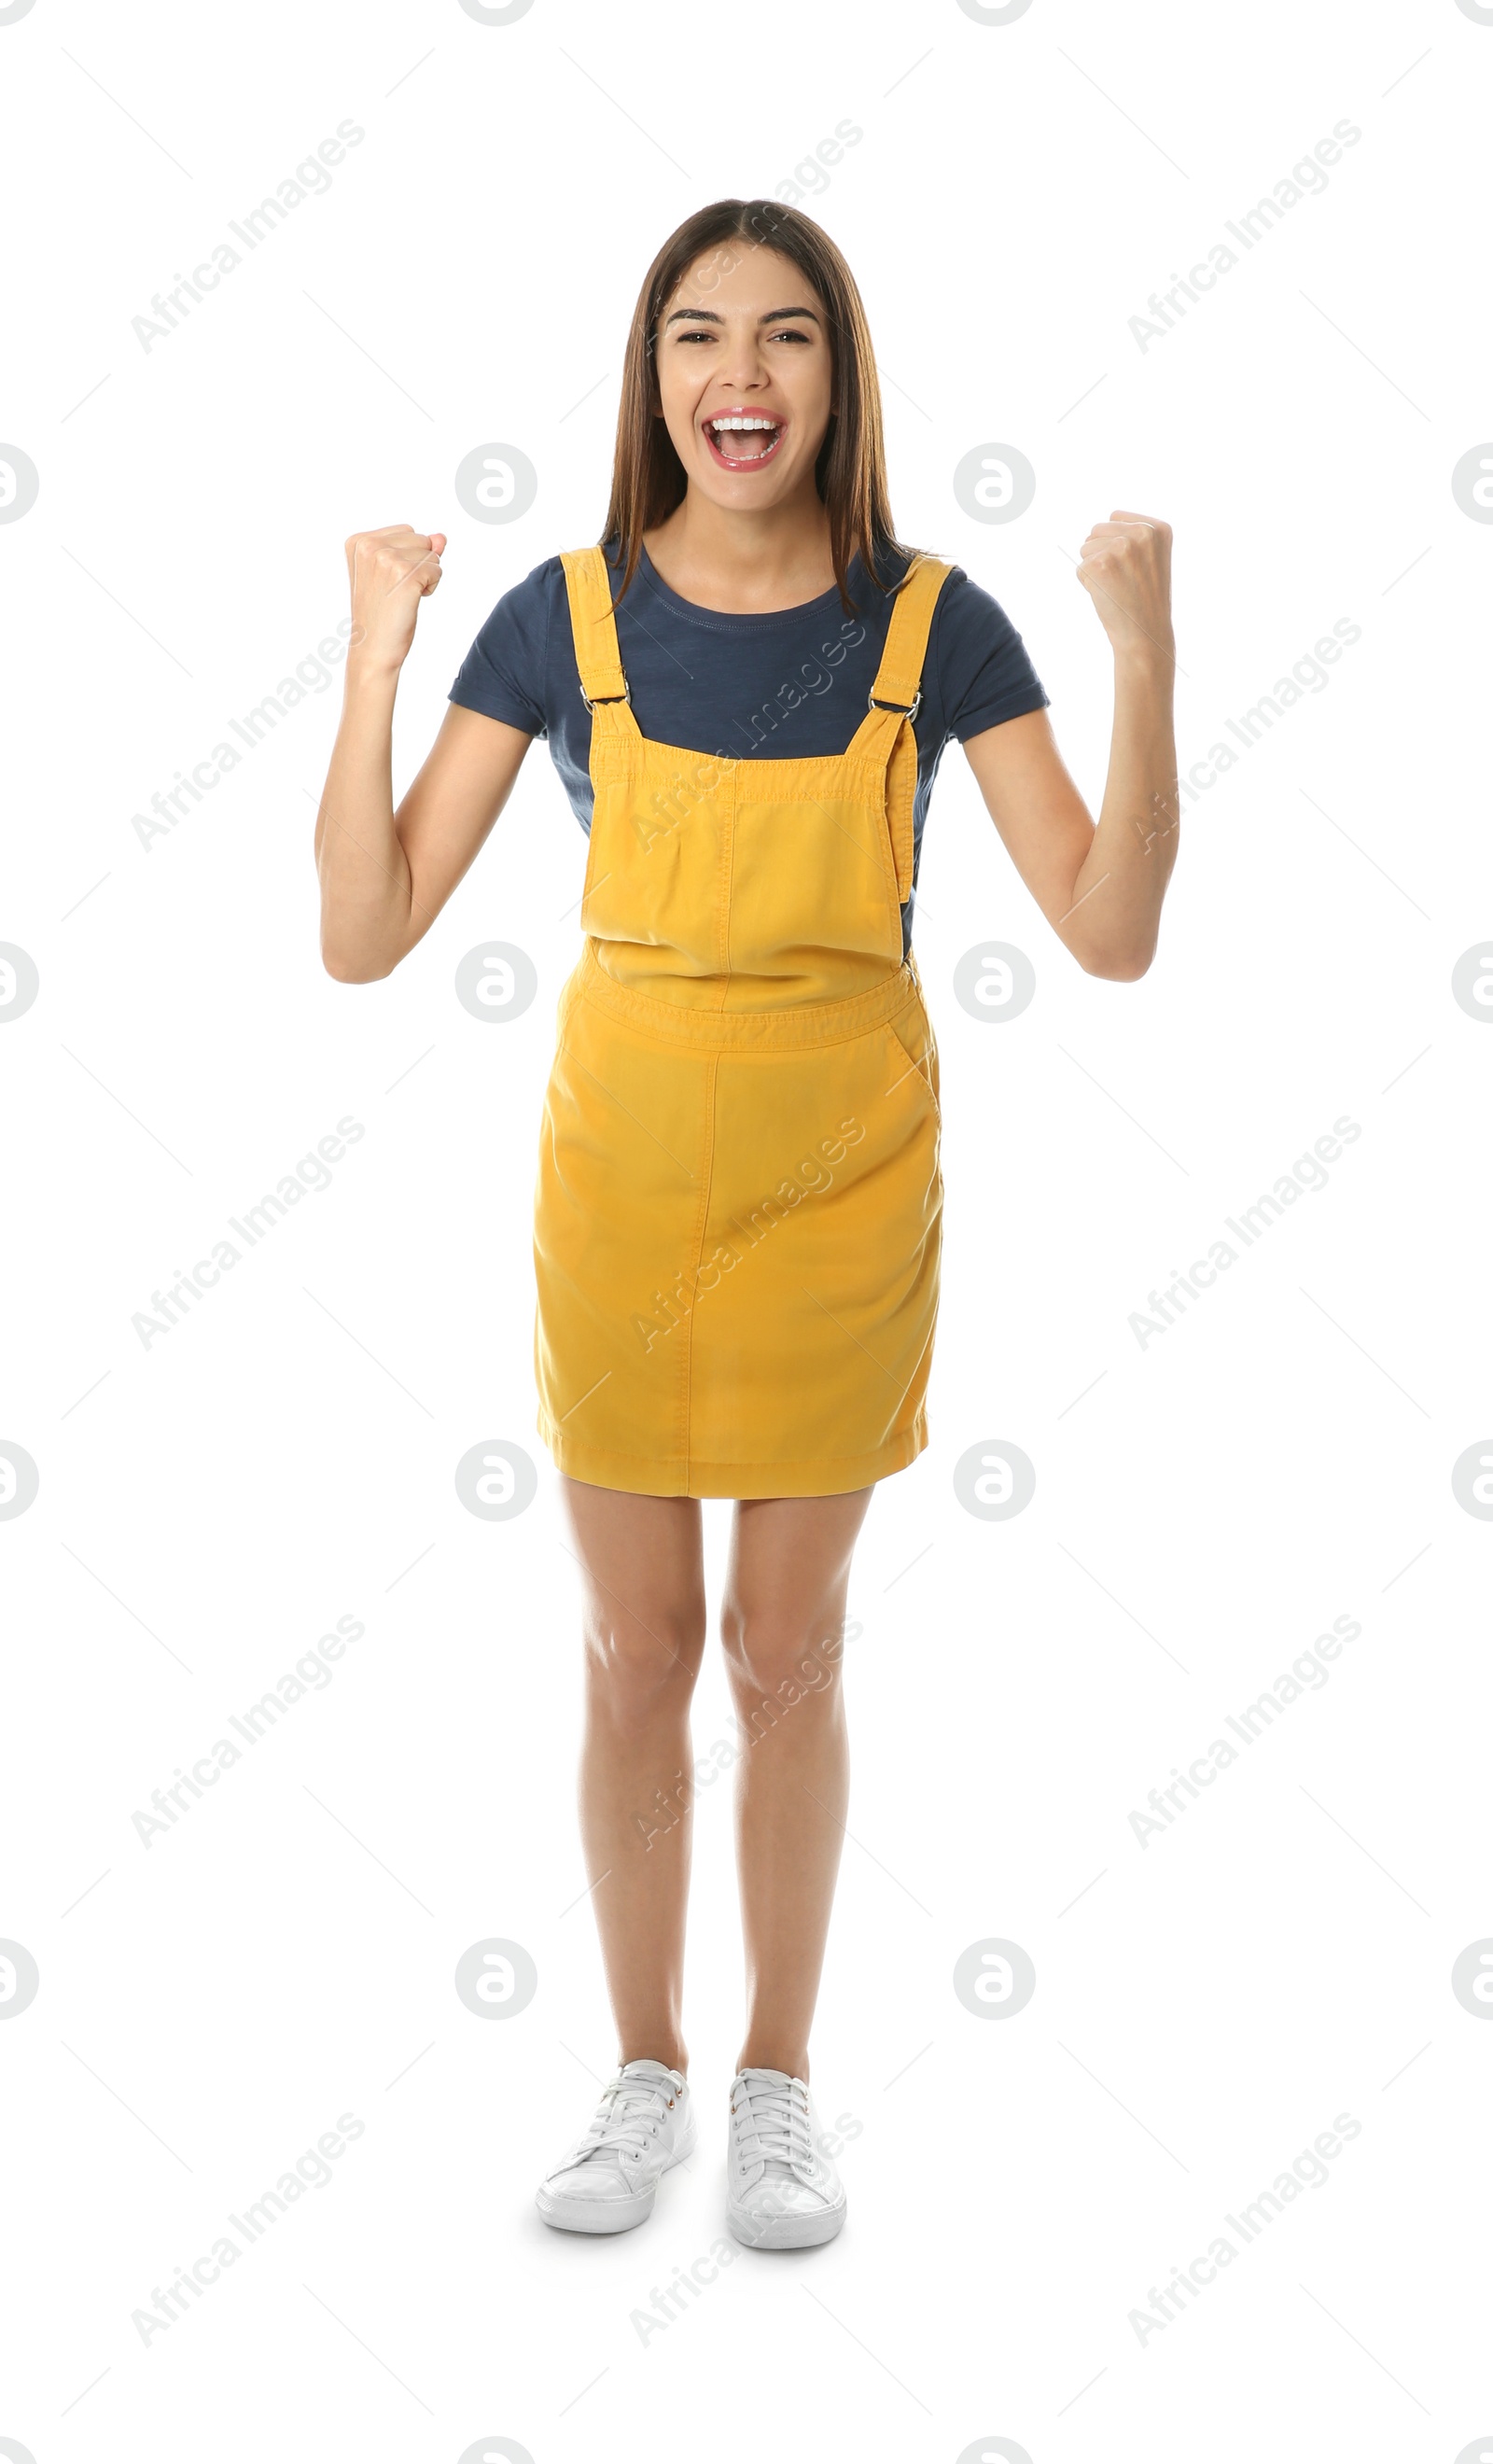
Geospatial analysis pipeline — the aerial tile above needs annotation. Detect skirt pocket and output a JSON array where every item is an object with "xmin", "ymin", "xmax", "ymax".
[{"xmin": 883, "ymin": 1002, "xmax": 942, "ymax": 1129}]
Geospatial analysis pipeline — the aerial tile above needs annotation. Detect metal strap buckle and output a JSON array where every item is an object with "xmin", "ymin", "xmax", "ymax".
[
  {"xmin": 580, "ymin": 681, "xmax": 631, "ymax": 713},
  {"xmin": 868, "ymin": 688, "xmax": 921, "ymax": 722}
]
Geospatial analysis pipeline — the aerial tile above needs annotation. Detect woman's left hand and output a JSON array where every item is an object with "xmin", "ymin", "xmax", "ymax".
[{"xmin": 1076, "ymin": 510, "xmax": 1175, "ymax": 668}]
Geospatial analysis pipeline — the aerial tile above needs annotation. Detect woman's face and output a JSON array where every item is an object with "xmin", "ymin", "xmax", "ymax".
[{"xmin": 653, "ymin": 243, "xmax": 834, "ymax": 512}]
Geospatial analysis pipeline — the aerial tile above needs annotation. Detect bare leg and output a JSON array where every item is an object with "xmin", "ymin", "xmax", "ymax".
[
  {"xmin": 719, "ymin": 1488, "xmax": 874, "ymax": 2082},
  {"xmin": 560, "ymin": 1476, "xmax": 707, "ymax": 2075}
]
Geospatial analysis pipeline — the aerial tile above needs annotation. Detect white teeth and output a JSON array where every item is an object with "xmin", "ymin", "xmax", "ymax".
[{"xmin": 709, "ymin": 416, "xmax": 779, "ymax": 434}]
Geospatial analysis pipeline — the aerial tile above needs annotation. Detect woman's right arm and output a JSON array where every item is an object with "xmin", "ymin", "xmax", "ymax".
[{"xmin": 316, "ymin": 524, "xmax": 534, "ymax": 983}]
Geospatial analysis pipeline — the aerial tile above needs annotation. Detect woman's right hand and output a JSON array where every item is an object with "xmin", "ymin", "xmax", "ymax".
[{"xmin": 343, "ymin": 524, "xmax": 448, "ymax": 677}]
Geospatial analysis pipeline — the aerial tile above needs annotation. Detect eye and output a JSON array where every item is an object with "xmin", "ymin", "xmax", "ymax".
[
  {"xmin": 767, "ymin": 326, "xmax": 813, "ymax": 345},
  {"xmin": 672, "ymin": 327, "xmax": 716, "ymax": 344}
]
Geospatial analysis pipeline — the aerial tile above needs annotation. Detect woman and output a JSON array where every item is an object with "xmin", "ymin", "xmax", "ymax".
[{"xmin": 315, "ymin": 198, "xmax": 1178, "ymax": 2251}]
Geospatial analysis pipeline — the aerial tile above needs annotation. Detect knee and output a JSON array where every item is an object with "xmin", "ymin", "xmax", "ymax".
[
  {"xmin": 584, "ymin": 1603, "xmax": 705, "ymax": 1726},
  {"xmin": 719, "ymin": 1600, "xmax": 845, "ymax": 1711}
]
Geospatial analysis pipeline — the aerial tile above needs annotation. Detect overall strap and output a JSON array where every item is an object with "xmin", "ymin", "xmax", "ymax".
[
  {"xmin": 848, "ymin": 553, "xmax": 954, "ymax": 905},
  {"xmin": 868, "ymin": 553, "xmax": 951, "ymax": 716},
  {"xmin": 560, "ymin": 546, "xmax": 633, "ymax": 712}
]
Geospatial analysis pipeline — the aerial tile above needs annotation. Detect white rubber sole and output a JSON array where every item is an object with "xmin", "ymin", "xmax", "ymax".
[
  {"xmin": 726, "ymin": 2193, "xmax": 846, "ymax": 2251},
  {"xmin": 536, "ymin": 2120, "xmax": 696, "ymax": 2235}
]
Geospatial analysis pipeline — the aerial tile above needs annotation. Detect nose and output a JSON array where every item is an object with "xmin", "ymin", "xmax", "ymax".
[{"xmin": 712, "ymin": 325, "xmax": 771, "ymax": 395}]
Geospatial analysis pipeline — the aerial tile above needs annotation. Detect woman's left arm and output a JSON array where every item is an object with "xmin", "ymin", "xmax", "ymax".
[{"xmin": 961, "ymin": 510, "xmax": 1179, "ymax": 982}]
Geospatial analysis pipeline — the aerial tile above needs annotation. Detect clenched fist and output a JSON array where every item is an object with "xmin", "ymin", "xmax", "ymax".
[
  {"xmin": 343, "ymin": 524, "xmax": 448, "ymax": 676},
  {"xmin": 1076, "ymin": 511, "xmax": 1174, "ymax": 668}
]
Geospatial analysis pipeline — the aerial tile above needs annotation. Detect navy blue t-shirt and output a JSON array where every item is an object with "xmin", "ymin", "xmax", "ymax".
[{"xmin": 448, "ymin": 541, "xmax": 1048, "ymax": 956}]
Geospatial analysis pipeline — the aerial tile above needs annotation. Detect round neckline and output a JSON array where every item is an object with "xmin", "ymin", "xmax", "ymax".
[{"xmin": 621, "ymin": 541, "xmax": 889, "ymax": 630}]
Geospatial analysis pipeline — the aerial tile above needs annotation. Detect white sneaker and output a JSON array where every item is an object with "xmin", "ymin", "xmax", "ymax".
[
  {"xmin": 726, "ymin": 2067, "xmax": 847, "ymax": 2249},
  {"xmin": 536, "ymin": 2058, "xmax": 694, "ymax": 2234}
]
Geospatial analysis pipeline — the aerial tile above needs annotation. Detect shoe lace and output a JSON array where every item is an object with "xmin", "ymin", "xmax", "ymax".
[
  {"xmin": 733, "ymin": 2070, "xmax": 813, "ymax": 2177},
  {"xmin": 573, "ymin": 2070, "xmax": 675, "ymax": 2165}
]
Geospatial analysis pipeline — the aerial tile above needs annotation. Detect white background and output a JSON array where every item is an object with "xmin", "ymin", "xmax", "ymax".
[{"xmin": 2, "ymin": 0, "xmax": 1490, "ymax": 2457}]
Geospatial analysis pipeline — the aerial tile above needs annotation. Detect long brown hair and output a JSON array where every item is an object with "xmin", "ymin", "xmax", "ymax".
[{"xmin": 602, "ymin": 199, "xmax": 907, "ymax": 617}]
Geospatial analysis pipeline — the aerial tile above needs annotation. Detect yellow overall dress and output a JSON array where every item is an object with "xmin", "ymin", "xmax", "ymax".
[{"xmin": 533, "ymin": 545, "xmax": 953, "ymax": 1499}]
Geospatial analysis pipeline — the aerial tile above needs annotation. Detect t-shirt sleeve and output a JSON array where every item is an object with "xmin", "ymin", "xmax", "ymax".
[
  {"xmin": 934, "ymin": 566, "xmax": 1050, "ymax": 742},
  {"xmin": 447, "ymin": 560, "xmax": 554, "ymax": 736}
]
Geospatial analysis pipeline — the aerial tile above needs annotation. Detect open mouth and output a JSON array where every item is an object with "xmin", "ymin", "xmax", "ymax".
[{"xmin": 703, "ymin": 413, "xmax": 786, "ymax": 470}]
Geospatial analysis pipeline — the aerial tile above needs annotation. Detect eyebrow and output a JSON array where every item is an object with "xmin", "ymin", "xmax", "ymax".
[{"xmin": 663, "ymin": 304, "xmax": 822, "ymax": 328}]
